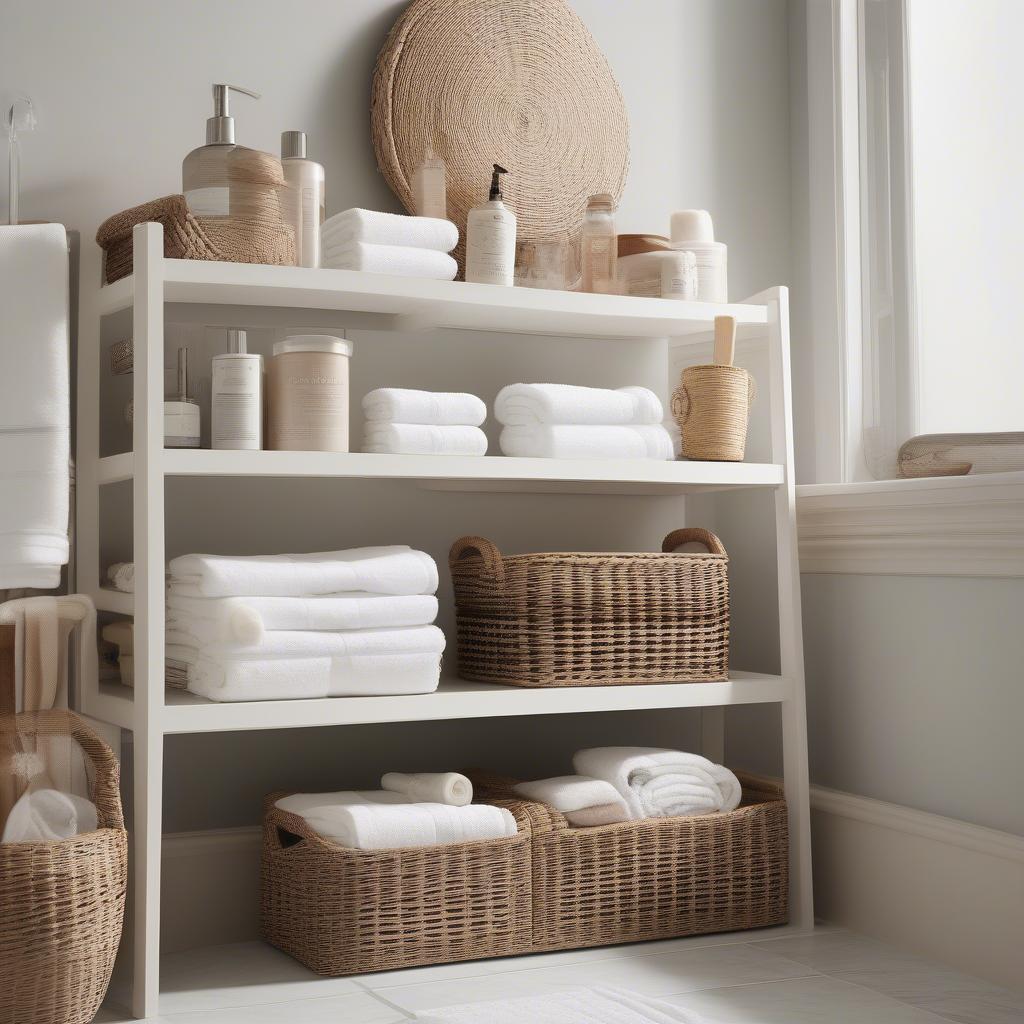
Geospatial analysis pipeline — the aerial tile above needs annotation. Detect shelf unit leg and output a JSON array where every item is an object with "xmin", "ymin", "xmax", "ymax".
[
  {"xmin": 130, "ymin": 223, "xmax": 167, "ymax": 1018},
  {"xmin": 762, "ymin": 286, "xmax": 814, "ymax": 930}
]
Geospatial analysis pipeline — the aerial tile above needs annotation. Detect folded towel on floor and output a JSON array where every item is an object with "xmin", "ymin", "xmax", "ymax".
[
  {"xmin": 364, "ymin": 423, "xmax": 488, "ymax": 456},
  {"xmin": 167, "ymin": 545, "xmax": 439, "ymax": 599},
  {"xmin": 2, "ymin": 788, "xmax": 98, "ymax": 844},
  {"xmin": 0, "ymin": 224, "xmax": 70, "ymax": 589},
  {"xmin": 495, "ymin": 384, "xmax": 664, "ymax": 427},
  {"xmin": 105, "ymin": 562, "xmax": 135, "ymax": 592},
  {"xmin": 166, "ymin": 592, "xmax": 439, "ymax": 646},
  {"xmin": 499, "ymin": 424, "xmax": 675, "ymax": 460},
  {"xmin": 362, "ymin": 388, "xmax": 487, "ymax": 426},
  {"xmin": 513, "ymin": 775, "xmax": 629, "ymax": 820},
  {"xmin": 322, "ymin": 208, "xmax": 458, "ymax": 252},
  {"xmin": 322, "ymin": 241, "xmax": 458, "ymax": 281},
  {"xmin": 381, "ymin": 772, "xmax": 473, "ymax": 806},
  {"xmin": 173, "ymin": 626, "xmax": 446, "ymax": 701},
  {"xmin": 412, "ymin": 986, "xmax": 705, "ymax": 1023},
  {"xmin": 573, "ymin": 747, "xmax": 741, "ymax": 819},
  {"xmin": 275, "ymin": 790, "xmax": 516, "ymax": 849}
]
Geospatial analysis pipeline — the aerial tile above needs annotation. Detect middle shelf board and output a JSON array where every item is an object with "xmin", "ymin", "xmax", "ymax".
[
  {"xmin": 90, "ymin": 671, "xmax": 790, "ymax": 734},
  {"xmin": 97, "ymin": 450, "xmax": 784, "ymax": 495}
]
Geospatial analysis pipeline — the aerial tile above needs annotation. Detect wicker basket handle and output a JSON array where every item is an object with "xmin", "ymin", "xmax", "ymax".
[
  {"xmin": 661, "ymin": 527, "xmax": 727, "ymax": 556},
  {"xmin": 449, "ymin": 536, "xmax": 505, "ymax": 585}
]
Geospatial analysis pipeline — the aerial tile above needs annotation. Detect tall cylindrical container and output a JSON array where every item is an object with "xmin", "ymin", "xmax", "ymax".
[
  {"xmin": 581, "ymin": 193, "xmax": 618, "ymax": 294},
  {"xmin": 281, "ymin": 131, "xmax": 326, "ymax": 269},
  {"xmin": 669, "ymin": 209, "xmax": 727, "ymax": 303},
  {"xmin": 267, "ymin": 334, "xmax": 351, "ymax": 452},
  {"xmin": 211, "ymin": 329, "xmax": 262, "ymax": 450}
]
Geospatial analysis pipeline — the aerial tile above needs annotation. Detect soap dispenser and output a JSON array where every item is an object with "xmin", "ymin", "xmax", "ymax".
[
  {"xmin": 182, "ymin": 84, "xmax": 261, "ymax": 217},
  {"xmin": 465, "ymin": 164, "xmax": 516, "ymax": 286}
]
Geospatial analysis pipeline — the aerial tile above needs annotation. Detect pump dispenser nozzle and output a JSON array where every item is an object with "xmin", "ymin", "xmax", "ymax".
[
  {"xmin": 488, "ymin": 164, "xmax": 508, "ymax": 201},
  {"xmin": 207, "ymin": 84, "xmax": 260, "ymax": 145}
]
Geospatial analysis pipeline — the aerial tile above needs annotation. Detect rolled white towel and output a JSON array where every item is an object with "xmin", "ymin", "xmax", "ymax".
[
  {"xmin": 275, "ymin": 791, "xmax": 516, "ymax": 849},
  {"xmin": 381, "ymin": 772, "xmax": 473, "ymax": 807},
  {"xmin": 2, "ymin": 788, "xmax": 98, "ymax": 843},
  {"xmin": 322, "ymin": 241, "xmax": 457, "ymax": 281},
  {"xmin": 513, "ymin": 775, "xmax": 628, "ymax": 818},
  {"xmin": 322, "ymin": 208, "xmax": 459, "ymax": 252},
  {"xmin": 166, "ymin": 592, "xmax": 439, "ymax": 646},
  {"xmin": 572, "ymin": 747, "xmax": 742, "ymax": 819},
  {"xmin": 167, "ymin": 545, "xmax": 439, "ymax": 599},
  {"xmin": 499, "ymin": 424, "xmax": 675, "ymax": 460},
  {"xmin": 362, "ymin": 388, "xmax": 487, "ymax": 427},
  {"xmin": 495, "ymin": 384, "xmax": 664, "ymax": 427},
  {"xmin": 364, "ymin": 423, "xmax": 488, "ymax": 456}
]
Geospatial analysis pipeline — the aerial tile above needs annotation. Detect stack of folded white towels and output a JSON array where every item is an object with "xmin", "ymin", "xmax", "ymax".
[
  {"xmin": 514, "ymin": 747, "xmax": 742, "ymax": 827},
  {"xmin": 495, "ymin": 384, "xmax": 676, "ymax": 460},
  {"xmin": 164, "ymin": 546, "xmax": 446, "ymax": 702},
  {"xmin": 275, "ymin": 771, "xmax": 518, "ymax": 850},
  {"xmin": 321, "ymin": 209, "xmax": 459, "ymax": 281},
  {"xmin": 362, "ymin": 388, "xmax": 488, "ymax": 456}
]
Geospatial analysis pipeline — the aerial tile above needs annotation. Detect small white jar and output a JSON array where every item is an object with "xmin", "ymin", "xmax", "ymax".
[{"xmin": 267, "ymin": 334, "xmax": 351, "ymax": 452}]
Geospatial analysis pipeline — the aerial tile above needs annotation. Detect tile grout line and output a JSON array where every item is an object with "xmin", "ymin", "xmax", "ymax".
[
  {"xmin": 353, "ymin": 980, "xmax": 417, "ymax": 1020},
  {"xmin": 813, "ymin": 971, "xmax": 971, "ymax": 1024}
]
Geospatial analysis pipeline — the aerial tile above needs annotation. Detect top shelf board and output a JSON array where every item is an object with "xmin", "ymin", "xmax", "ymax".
[{"xmin": 97, "ymin": 259, "xmax": 769, "ymax": 341}]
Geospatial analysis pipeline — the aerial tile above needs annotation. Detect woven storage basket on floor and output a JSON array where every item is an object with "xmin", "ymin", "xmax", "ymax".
[
  {"xmin": 96, "ymin": 193, "xmax": 295, "ymax": 284},
  {"xmin": 0, "ymin": 710, "xmax": 127, "ymax": 1024},
  {"xmin": 449, "ymin": 529, "xmax": 729, "ymax": 687},
  {"xmin": 261, "ymin": 793, "xmax": 534, "ymax": 976},
  {"xmin": 371, "ymin": 0, "xmax": 630, "ymax": 276},
  {"xmin": 474, "ymin": 772, "xmax": 788, "ymax": 951}
]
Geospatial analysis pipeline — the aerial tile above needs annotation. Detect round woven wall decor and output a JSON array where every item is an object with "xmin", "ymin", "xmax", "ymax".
[{"xmin": 371, "ymin": 0, "xmax": 630, "ymax": 278}]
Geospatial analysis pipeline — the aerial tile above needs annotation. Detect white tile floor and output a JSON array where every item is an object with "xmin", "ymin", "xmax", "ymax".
[{"xmin": 95, "ymin": 926, "xmax": 1024, "ymax": 1023}]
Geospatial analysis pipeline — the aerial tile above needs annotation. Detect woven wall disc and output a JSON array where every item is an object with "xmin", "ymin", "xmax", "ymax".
[{"xmin": 372, "ymin": 0, "xmax": 630, "ymax": 278}]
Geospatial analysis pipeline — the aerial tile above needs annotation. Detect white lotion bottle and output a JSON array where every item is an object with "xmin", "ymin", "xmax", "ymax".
[
  {"xmin": 281, "ymin": 131, "xmax": 325, "ymax": 269},
  {"xmin": 211, "ymin": 329, "xmax": 262, "ymax": 450},
  {"xmin": 465, "ymin": 164, "xmax": 516, "ymax": 286}
]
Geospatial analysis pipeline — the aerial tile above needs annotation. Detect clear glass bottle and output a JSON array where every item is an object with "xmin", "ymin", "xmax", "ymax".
[{"xmin": 581, "ymin": 193, "xmax": 618, "ymax": 294}]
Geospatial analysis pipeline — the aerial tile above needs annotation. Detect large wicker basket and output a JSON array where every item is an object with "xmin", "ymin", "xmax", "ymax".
[
  {"xmin": 449, "ymin": 529, "xmax": 729, "ymax": 687},
  {"xmin": 0, "ymin": 711, "xmax": 127, "ymax": 1024},
  {"xmin": 261, "ymin": 793, "xmax": 534, "ymax": 976},
  {"xmin": 474, "ymin": 772, "xmax": 788, "ymax": 952}
]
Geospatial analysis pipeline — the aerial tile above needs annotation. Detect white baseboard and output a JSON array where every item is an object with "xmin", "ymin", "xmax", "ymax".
[{"xmin": 810, "ymin": 784, "xmax": 1024, "ymax": 990}]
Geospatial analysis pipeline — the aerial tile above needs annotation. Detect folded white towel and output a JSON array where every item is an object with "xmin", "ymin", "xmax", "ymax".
[
  {"xmin": 513, "ymin": 775, "xmax": 629, "ymax": 819},
  {"xmin": 166, "ymin": 592, "xmax": 439, "ymax": 646},
  {"xmin": 573, "ymin": 747, "xmax": 742, "ymax": 819},
  {"xmin": 322, "ymin": 208, "xmax": 459, "ymax": 252},
  {"xmin": 174, "ymin": 625, "xmax": 446, "ymax": 701},
  {"xmin": 2, "ymin": 788, "xmax": 98, "ymax": 844},
  {"xmin": 322, "ymin": 241, "xmax": 458, "ymax": 281},
  {"xmin": 381, "ymin": 772, "xmax": 473, "ymax": 806},
  {"xmin": 101, "ymin": 620, "xmax": 134, "ymax": 655},
  {"xmin": 362, "ymin": 388, "xmax": 487, "ymax": 426},
  {"xmin": 413, "ymin": 986, "xmax": 705, "ymax": 1023},
  {"xmin": 364, "ymin": 423, "xmax": 488, "ymax": 456},
  {"xmin": 167, "ymin": 545, "xmax": 439, "ymax": 599},
  {"xmin": 105, "ymin": 562, "xmax": 135, "ymax": 592},
  {"xmin": 0, "ymin": 224, "xmax": 70, "ymax": 589},
  {"xmin": 275, "ymin": 791, "xmax": 516, "ymax": 850},
  {"xmin": 500, "ymin": 424, "xmax": 675, "ymax": 460},
  {"xmin": 495, "ymin": 384, "xmax": 664, "ymax": 427}
]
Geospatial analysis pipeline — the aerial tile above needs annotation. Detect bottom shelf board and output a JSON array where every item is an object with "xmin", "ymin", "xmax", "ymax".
[{"xmin": 90, "ymin": 671, "xmax": 789, "ymax": 734}]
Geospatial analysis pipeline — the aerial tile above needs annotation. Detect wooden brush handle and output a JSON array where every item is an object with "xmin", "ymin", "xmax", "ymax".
[{"xmin": 713, "ymin": 315, "xmax": 736, "ymax": 366}]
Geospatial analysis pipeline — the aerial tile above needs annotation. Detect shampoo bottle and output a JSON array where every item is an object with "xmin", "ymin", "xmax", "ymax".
[
  {"xmin": 465, "ymin": 164, "xmax": 516, "ymax": 286},
  {"xmin": 211, "ymin": 329, "xmax": 262, "ymax": 450},
  {"xmin": 163, "ymin": 348, "xmax": 201, "ymax": 449},
  {"xmin": 281, "ymin": 130, "xmax": 325, "ymax": 269}
]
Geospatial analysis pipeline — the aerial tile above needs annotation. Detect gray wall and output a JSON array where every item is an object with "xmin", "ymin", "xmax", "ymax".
[{"xmin": 1, "ymin": 0, "xmax": 794, "ymax": 833}]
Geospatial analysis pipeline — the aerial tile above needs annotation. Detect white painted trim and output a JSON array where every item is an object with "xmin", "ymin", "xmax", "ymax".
[
  {"xmin": 796, "ymin": 471, "xmax": 1024, "ymax": 576},
  {"xmin": 810, "ymin": 785, "xmax": 1024, "ymax": 865},
  {"xmin": 810, "ymin": 784, "xmax": 1024, "ymax": 991}
]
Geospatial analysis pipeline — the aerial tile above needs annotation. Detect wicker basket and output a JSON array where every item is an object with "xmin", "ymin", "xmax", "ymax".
[
  {"xmin": 474, "ymin": 772, "xmax": 788, "ymax": 951},
  {"xmin": 261, "ymin": 793, "xmax": 534, "ymax": 976},
  {"xmin": 671, "ymin": 365, "xmax": 755, "ymax": 462},
  {"xmin": 449, "ymin": 529, "xmax": 729, "ymax": 687},
  {"xmin": 0, "ymin": 711, "xmax": 128, "ymax": 1024}
]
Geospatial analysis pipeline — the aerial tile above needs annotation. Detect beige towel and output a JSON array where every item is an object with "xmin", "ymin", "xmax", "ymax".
[{"xmin": 565, "ymin": 802, "xmax": 631, "ymax": 828}]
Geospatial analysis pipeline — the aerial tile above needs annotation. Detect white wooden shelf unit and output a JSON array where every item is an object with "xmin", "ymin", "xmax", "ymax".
[{"xmin": 76, "ymin": 223, "xmax": 812, "ymax": 1018}]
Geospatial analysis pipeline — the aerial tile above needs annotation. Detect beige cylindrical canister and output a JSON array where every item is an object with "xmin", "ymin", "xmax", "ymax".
[
  {"xmin": 267, "ymin": 334, "xmax": 351, "ymax": 451},
  {"xmin": 671, "ymin": 364, "xmax": 754, "ymax": 462}
]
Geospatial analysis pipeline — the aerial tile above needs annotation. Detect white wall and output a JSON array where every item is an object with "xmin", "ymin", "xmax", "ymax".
[{"xmin": 1, "ymin": 0, "xmax": 794, "ymax": 833}]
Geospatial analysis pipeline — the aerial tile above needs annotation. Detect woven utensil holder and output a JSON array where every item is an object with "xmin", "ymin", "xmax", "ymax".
[{"xmin": 672, "ymin": 364, "xmax": 755, "ymax": 462}]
